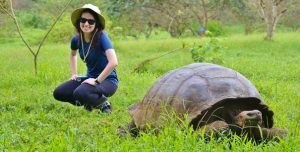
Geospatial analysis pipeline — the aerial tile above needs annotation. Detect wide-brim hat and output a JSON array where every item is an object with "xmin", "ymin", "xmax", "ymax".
[{"xmin": 71, "ymin": 4, "xmax": 105, "ymax": 29}]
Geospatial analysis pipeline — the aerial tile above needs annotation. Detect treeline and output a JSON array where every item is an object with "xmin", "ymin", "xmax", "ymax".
[
  {"xmin": 102, "ymin": 0, "xmax": 300, "ymax": 40},
  {"xmin": 1, "ymin": 0, "xmax": 300, "ymax": 43}
]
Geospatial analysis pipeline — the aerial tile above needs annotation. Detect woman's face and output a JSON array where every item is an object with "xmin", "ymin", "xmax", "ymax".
[{"xmin": 80, "ymin": 12, "xmax": 96, "ymax": 33}]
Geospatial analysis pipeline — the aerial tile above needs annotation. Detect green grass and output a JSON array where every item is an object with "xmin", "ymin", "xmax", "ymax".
[{"xmin": 0, "ymin": 32, "xmax": 300, "ymax": 151}]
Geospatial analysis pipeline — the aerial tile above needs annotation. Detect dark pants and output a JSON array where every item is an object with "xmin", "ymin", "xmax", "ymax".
[{"xmin": 53, "ymin": 79, "xmax": 117, "ymax": 108}]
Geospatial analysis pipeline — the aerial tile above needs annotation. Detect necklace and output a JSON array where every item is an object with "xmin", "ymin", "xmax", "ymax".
[{"xmin": 80, "ymin": 31, "xmax": 97, "ymax": 63}]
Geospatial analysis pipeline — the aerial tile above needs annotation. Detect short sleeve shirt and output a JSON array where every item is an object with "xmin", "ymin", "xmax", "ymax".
[{"xmin": 70, "ymin": 32, "xmax": 118, "ymax": 85}]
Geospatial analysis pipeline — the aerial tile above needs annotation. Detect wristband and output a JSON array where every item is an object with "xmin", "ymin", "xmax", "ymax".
[{"xmin": 95, "ymin": 79, "xmax": 100, "ymax": 84}]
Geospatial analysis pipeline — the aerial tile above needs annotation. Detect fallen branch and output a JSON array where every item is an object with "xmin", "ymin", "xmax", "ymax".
[{"xmin": 133, "ymin": 43, "xmax": 192, "ymax": 73}]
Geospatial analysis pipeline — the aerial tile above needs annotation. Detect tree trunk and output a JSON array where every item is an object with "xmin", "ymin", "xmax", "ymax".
[
  {"xmin": 258, "ymin": 0, "xmax": 288, "ymax": 41},
  {"xmin": 144, "ymin": 23, "xmax": 153, "ymax": 39},
  {"xmin": 34, "ymin": 55, "xmax": 38, "ymax": 76},
  {"xmin": 266, "ymin": 22, "xmax": 274, "ymax": 40},
  {"xmin": 201, "ymin": 0, "xmax": 208, "ymax": 28},
  {"xmin": 244, "ymin": 24, "xmax": 252, "ymax": 35}
]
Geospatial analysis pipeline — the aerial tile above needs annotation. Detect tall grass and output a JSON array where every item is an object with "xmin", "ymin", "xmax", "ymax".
[{"xmin": 0, "ymin": 32, "xmax": 299, "ymax": 151}]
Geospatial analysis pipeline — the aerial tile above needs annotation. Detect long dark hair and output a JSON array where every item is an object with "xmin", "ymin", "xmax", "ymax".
[{"xmin": 75, "ymin": 9, "xmax": 104, "ymax": 48}]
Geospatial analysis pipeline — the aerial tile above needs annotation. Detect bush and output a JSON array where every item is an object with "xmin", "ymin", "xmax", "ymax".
[
  {"xmin": 207, "ymin": 20, "xmax": 224, "ymax": 36},
  {"xmin": 190, "ymin": 38, "xmax": 224, "ymax": 64},
  {"xmin": 17, "ymin": 12, "xmax": 50, "ymax": 29}
]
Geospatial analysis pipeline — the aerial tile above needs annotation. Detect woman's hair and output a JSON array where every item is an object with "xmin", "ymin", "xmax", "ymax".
[{"xmin": 75, "ymin": 9, "xmax": 103, "ymax": 48}]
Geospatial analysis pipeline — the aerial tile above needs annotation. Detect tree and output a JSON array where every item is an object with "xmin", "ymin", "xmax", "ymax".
[
  {"xmin": 0, "ymin": 0, "xmax": 72, "ymax": 75},
  {"xmin": 228, "ymin": 0, "xmax": 258, "ymax": 35},
  {"xmin": 103, "ymin": 0, "xmax": 149, "ymax": 38},
  {"xmin": 142, "ymin": 1, "xmax": 190, "ymax": 37},
  {"xmin": 103, "ymin": 0, "xmax": 226, "ymax": 38},
  {"xmin": 280, "ymin": 1, "xmax": 300, "ymax": 31},
  {"xmin": 256, "ymin": 0, "xmax": 298, "ymax": 40}
]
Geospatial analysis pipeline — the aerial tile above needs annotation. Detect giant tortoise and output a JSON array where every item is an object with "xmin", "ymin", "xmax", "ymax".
[{"xmin": 125, "ymin": 63, "xmax": 287, "ymax": 142}]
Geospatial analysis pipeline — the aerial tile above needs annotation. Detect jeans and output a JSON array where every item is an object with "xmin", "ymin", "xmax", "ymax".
[{"xmin": 53, "ymin": 79, "xmax": 118, "ymax": 108}]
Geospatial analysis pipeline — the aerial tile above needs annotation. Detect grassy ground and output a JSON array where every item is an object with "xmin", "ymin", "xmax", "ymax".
[{"xmin": 0, "ymin": 32, "xmax": 299, "ymax": 151}]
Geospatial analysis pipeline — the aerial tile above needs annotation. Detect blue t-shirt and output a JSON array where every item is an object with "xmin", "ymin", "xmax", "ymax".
[{"xmin": 70, "ymin": 32, "xmax": 118, "ymax": 85}]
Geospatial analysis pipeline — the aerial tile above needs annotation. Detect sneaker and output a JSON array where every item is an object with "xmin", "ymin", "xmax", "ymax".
[
  {"xmin": 100, "ymin": 101, "xmax": 112, "ymax": 114},
  {"xmin": 84, "ymin": 105, "xmax": 93, "ymax": 112}
]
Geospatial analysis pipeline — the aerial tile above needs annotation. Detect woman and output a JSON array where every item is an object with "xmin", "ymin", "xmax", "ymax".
[{"xmin": 53, "ymin": 4, "xmax": 118, "ymax": 113}]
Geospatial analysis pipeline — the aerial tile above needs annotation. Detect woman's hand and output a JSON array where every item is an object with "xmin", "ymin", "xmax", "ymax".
[
  {"xmin": 82, "ymin": 78, "xmax": 97, "ymax": 86},
  {"xmin": 70, "ymin": 74, "xmax": 78, "ymax": 80}
]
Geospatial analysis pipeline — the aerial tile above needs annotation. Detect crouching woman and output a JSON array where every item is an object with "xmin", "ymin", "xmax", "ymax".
[{"xmin": 53, "ymin": 4, "xmax": 118, "ymax": 113}]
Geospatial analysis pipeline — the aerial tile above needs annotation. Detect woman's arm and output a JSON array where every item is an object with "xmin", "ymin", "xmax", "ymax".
[
  {"xmin": 70, "ymin": 50, "xmax": 78, "ymax": 80},
  {"xmin": 82, "ymin": 48, "xmax": 118, "ymax": 85},
  {"xmin": 96, "ymin": 48, "xmax": 118, "ymax": 82}
]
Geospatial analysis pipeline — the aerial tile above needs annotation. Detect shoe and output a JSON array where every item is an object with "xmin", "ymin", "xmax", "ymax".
[
  {"xmin": 84, "ymin": 105, "xmax": 93, "ymax": 112},
  {"xmin": 100, "ymin": 101, "xmax": 112, "ymax": 114}
]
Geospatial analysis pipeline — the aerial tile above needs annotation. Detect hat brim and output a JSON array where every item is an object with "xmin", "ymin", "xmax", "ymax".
[{"xmin": 71, "ymin": 8, "xmax": 105, "ymax": 29}]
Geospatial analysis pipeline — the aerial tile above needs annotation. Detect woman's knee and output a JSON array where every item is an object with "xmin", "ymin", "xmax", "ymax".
[
  {"xmin": 53, "ymin": 86, "xmax": 73, "ymax": 102},
  {"xmin": 73, "ymin": 89, "xmax": 84, "ymax": 100},
  {"xmin": 73, "ymin": 84, "xmax": 101, "ymax": 106},
  {"xmin": 95, "ymin": 80, "xmax": 118, "ymax": 97},
  {"xmin": 53, "ymin": 87, "xmax": 63, "ymax": 101},
  {"xmin": 73, "ymin": 86, "xmax": 91, "ymax": 101},
  {"xmin": 53, "ymin": 80, "xmax": 79, "ymax": 101}
]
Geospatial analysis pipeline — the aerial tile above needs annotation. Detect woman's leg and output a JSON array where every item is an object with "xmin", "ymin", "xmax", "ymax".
[
  {"xmin": 95, "ymin": 80, "xmax": 118, "ymax": 97},
  {"xmin": 95, "ymin": 80, "xmax": 118, "ymax": 113},
  {"xmin": 53, "ymin": 80, "xmax": 81, "ymax": 105},
  {"xmin": 73, "ymin": 80, "xmax": 118, "ymax": 109}
]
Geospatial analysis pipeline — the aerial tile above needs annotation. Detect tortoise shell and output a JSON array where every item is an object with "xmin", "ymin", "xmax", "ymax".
[{"xmin": 129, "ymin": 63, "xmax": 274, "ymax": 129}]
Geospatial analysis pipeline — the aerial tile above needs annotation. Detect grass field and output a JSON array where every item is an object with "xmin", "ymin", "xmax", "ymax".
[{"xmin": 0, "ymin": 32, "xmax": 300, "ymax": 151}]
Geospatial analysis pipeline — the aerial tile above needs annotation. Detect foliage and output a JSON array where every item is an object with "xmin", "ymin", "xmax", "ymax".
[
  {"xmin": 0, "ymin": 0, "xmax": 8, "ymax": 13},
  {"xmin": 279, "ymin": 2, "xmax": 300, "ymax": 31},
  {"xmin": 17, "ymin": 12, "xmax": 50, "ymax": 29},
  {"xmin": 207, "ymin": 20, "xmax": 224, "ymax": 37},
  {"xmin": 48, "ymin": 15, "xmax": 75, "ymax": 43},
  {"xmin": 228, "ymin": 0, "xmax": 258, "ymax": 35},
  {"xmin": 102, "ymin": 0, "xmax": 230, "ymax": 38},
  {"xmin": 0, "ymin": 0, "xmax": 72, "ymax": 75},
  {"xmin": 190, "ymin": 38, "xmax": 223, "ymax": 64},
  {"xmin": 1, "ymin": 0, "xmax": 300, "ymax": 40},
  {"xmin": 256, "ymin": 0, "xmax": 298, "ymax": 40}
]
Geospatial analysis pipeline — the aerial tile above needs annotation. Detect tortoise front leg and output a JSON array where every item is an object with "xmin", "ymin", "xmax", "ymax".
[
  {"xmin": 118, "ymin": 120, "xmax": 140, "ymax": 137},
  {"xmin": 200, "ymin": 120, "xmax": 230, "ymax": 138},
  {"xmin": 257, "ymin": 127, "xmax": 288, "ymax": 141},
  {"xmin": 128, "ymin": 120, "xmax": 140, "ymax": 137}
]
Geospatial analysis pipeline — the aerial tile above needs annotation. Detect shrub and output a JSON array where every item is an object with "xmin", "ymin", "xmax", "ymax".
[
  {"xmin": 207, "ymin": 20, "xmax": 224, "ymax": 36},
  {"xmin": 190, "ymin": 38, "xmax": 224, "ymax": 64},
  {"xmin": 17, "ymin": 12, "xmax": 50, "ymax": 29}
]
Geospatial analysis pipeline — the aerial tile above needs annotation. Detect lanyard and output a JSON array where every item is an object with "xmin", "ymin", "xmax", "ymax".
[{"xmin": 80, "ymin": 31, "xmax": 97, "ymax": 63}]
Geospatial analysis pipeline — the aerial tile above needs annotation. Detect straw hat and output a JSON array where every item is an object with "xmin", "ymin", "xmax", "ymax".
[{"xmin": 71, "ymin": 4, "xmax": 105, "ymax": 29}]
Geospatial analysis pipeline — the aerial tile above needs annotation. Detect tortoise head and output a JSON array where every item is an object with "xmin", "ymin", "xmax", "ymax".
[
  {"xmin": 234, "ymin": 109, "xmax": 263, "ymax": 128},
  {"xmin": 191, "ymin": 97, "xmax": 274, "ymax": 130}
]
